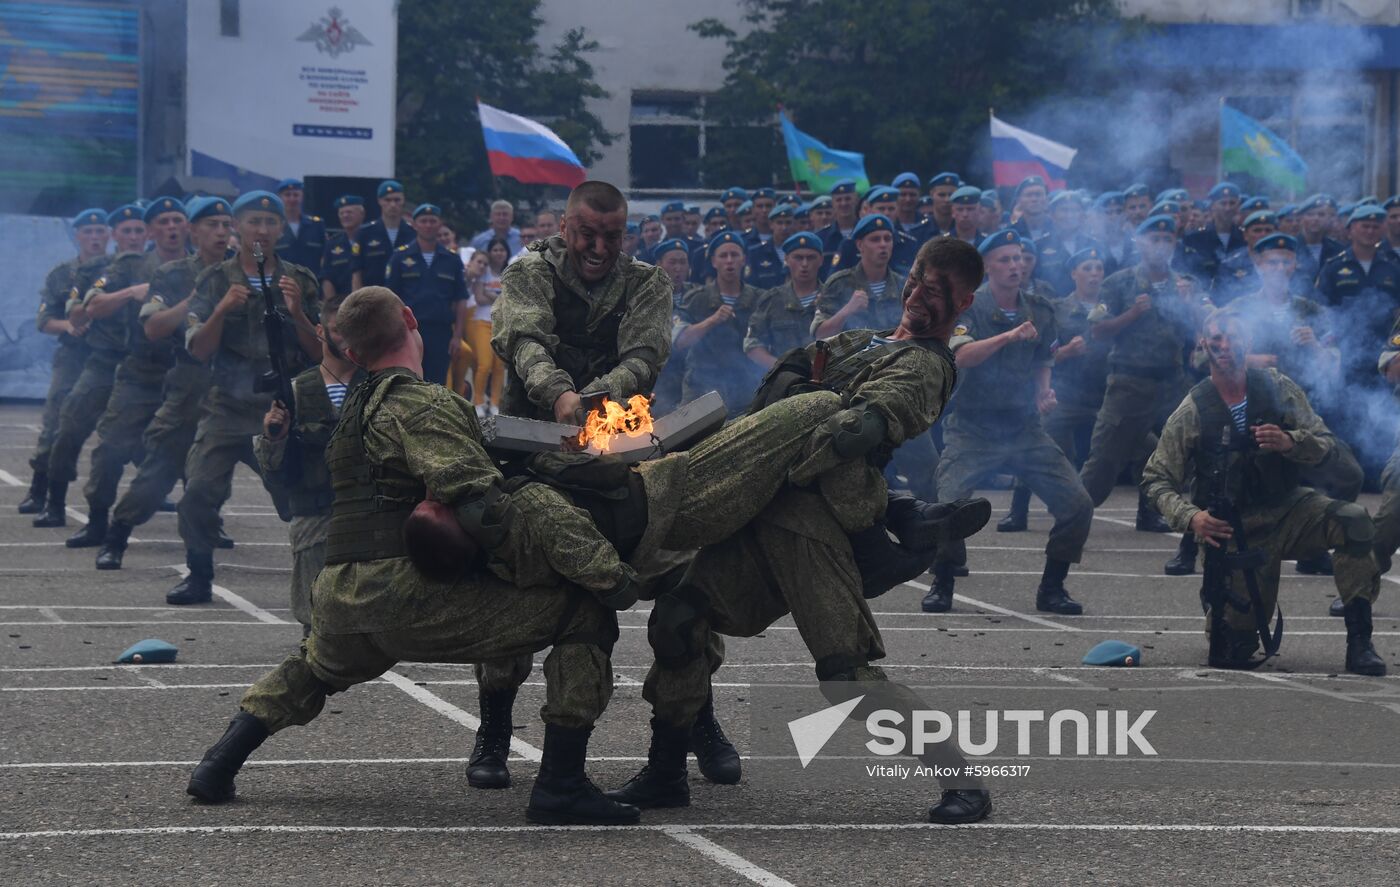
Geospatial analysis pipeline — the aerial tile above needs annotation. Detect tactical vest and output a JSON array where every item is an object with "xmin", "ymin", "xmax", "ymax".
[
  {"xmin": 501, "ymin": 265, "xmax": 631, "ymax": 418},
  {"xmin": 323, "ymin": 369, "xmax": 429, "ymax": 564},
  {"xmin": 283, "ymin": 367, "xmax": 347, "ymax": 516},
  {"xmin": 1189, "ymin": 369, "xmax": 1300, "ymax": 510}
]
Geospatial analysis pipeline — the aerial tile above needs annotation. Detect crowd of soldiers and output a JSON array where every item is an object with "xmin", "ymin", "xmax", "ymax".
[{"xmin": 12, "ymin": 168, "xmax": 1398, "ymax": 827}]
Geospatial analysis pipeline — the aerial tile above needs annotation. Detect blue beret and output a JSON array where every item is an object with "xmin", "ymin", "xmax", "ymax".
[
  {"xmin": 978, "ymin": 228, "xmax": 1023, "ymax": 255},
  {"xmin": 377, "ymin": 180, "xmax": 403, "ymax": 197},
  {"xmin": 1241, "ymin": 210, "xmax": 1277, "ymax": 229},
  {"xmin": 783, "ymin": 231, "xmax": 823, "ymax": 254},
  {"xmin": 412, "ymin": 203, "xmax": 441, "ymax": 219},
  {"xmin": 863, "ymin": 185, "xmax": 898, "ymax": 205},
  {"xmin": 892, "ymin": 172, "xmax": 921, "ymax": 189},
  {"xmin": 117, "ymin": 638, "xmax": 179, "ymax": 664},
  {"xmin": 275, "ymin": 178, "xmax": 304, "ymax": 192},
  {"xmin": 1122, "ymin": 183, "xmax": 1151, "ymax": 199},
  {"xmin": 1277, "ymin": 203, "xmax": 1297, "ymax": 219},
  {"xmin": 919, "ymin": 195, "xmax": 934, "ymax": 207},
  {"xmin": 686, "ymin": 205, "xmax": 700, "ymax": 214},
  {"xmin": 1252, "ymin": 233, "xmax": 1297, "ymax": 254},
  {"xmin": 1348, "ymin": 204, "xmax": 1386, "ymax": 225},
  {"xmin": 1207, "ymin": 182, "xmax": 1241, "ymax": 201},
  {"xmin": 641, "ymin": 214, "xmax": 660, "ymax": 224},
  {"xmin": 1082, "ymin": 639, "xmax": 1140, "ymax": 667},
  {"xmin": 720, "ymin": 187, "xmax": 749, "ymax": 203},
  {"xmin": 1239, "ymin": 196, "xmax": 1269, "ymax": 213},
  {"xmin": 1020, "ymin": 238, "xmax": 1037, "ymax": 256},
  {"xmin": 1359, "ymin": 194, "xmax": 1380, "ymax": 206},
  {"xmin": 188, "ymin": 197, "xmax": 233, "ymax": 222},
  {"xmin": 1149, "ymin": 201, "xmax": 1182, "ymax": 217},
  {"xmin": 708, "ymin": 230, "xmax": 747, "ymax": 255},
  {"xmin": 928, "ymin": 172, "xmax": 961, "ymax": 189},
  {"xmin": 703, "ymin": 207, "xmax": 727, "ymax": 222},
  {"xmin": 752, "ymin": 187, "xmax": 776, "ymax": 200},
  {"xmin": 232, "ymin": 191, "xmax": 285, "ymax": 218},
  {"xmin": 132, "ymin": 198, "xmax": 151, "ymax": 209},
  {"xmin": 1014, "ymin": 176, "xmax": 1046, "ymax": 200},
  {"xmin": 660, "ymin": 201, "xmax": 686, "ymax": 214},
  {"xmin": 1155, "ymin": 188, "xmax": 1188, "ymax": 204},
  {"xmin": 1300, "ymin": 193, "xmax": 1337, "ymax": 213},
  {"xmin": 1048, "ymin": 190, "xmax": 1079, "ymax": 209},
  {"xmin": 978, "ymin": 190, "xmax": 999, "ymax": 208},
  {"xmin": 1094, "ymin": 191, "xmax": 1125, "ymax": 209},
  {"xmin": 768, "ymin": 203, "xmax": 795, "ymax": 220},
  {"xmin": 736, "ymin": 200, "xmax": 754, "ymax": 214},
  {"xmin": 851, "ymin": 213, "xmax": 894, "ymax": 240},
  {"xmin": 107, "ymin": 204, "xmax": 142, "ymax": 226},
  {"xmin": 651, "ymin": 237, "xmax": 689, "ymax": 259},
  {"xmin": 1384, "ymin": 196, "xmax": 1400, "ymax": 210},
  {"xmin": 72, "ymin": 207, "xmax": 107, "ymax": 229},
  {"xmin": 1338, "ymin": 202, "xmax": 1356, "ymax": 219},
  {"xmin": 143, "ymin": 197, "xmax": 185, "ymax": 223},
  {"xmin": 1136, "ymin": 214, "xmax": 1177, "ymax": 235},
  {"xmin": 950, "ymin": 186, "xmax": 982, "ymax": 205},
  {"xmin": 829, "ymin": 179, "xmax": 857, "ymax": 196},
  {"xmin": 793, "ymin": 203, "xmax": 812, "ymax": 219},
  {"xmin": 334, "ymin": 194, "xmax": 365, "ymax": 209},
  {"xmin": 780, "ymin": 193, "xmax": 802, "ymax": 206},
  {"xmin": 1193, "ymin": 199, "xmax": 1210, "ymax": 211},
  {"xmin": 809, "ymin": 195, "xmax": 833, "ymax": 208},
  {"xmin": 1068, "ymin": 246, "xmax": 1104, "ymax": 269},
  {"xmin": 625, "ymin": 222, "xmax": 640, "ymax": 235}
]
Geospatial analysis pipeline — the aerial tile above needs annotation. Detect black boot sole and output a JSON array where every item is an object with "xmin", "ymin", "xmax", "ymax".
[
  {"xmin": 604, "ymin": 788, "xmax": 690, "ymax": 809},
  {"xmin": 185, "ymin": 775, "xmax": 235, "ymax": 804},
  {"xmin": 1163, "ymin": 561, "xmax": 1196, "ymax": 576},
  {"xmin": 95, "ymin": 553, "xmax": 124, "ymax": 571},
  {"xmin": 65, "ymin": 532, "xmax": 107, "ymax": 549},
  {"xmin": 17, "ymin": 500, "xmax": 45, "ymax": 515},
  {"xmin": 216, "ymin": 536, "xmax": 236, "ymax": 550},
  {"xmin": 928, "ymin": 795, "xmax": 992, "ymax": 824},
  {"xmin": 1346, "ymin": 651, "xmax": 1387, "ymax": 677},
  {"xmin": 900, "ymin": 499, "xmax": 993, "ymax": 550},
  {"xmin": 467, "ymin": 768, "xmax": 511, "ymax": 790},
  {"xmin": 32, "ymin": 515, "xmax": 67, "ymax": 528}
]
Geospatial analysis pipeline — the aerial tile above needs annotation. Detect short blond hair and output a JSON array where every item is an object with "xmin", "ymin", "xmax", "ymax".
[{"xmin": 338, "ymin": 286, "xmax": 406, "ymax": 366}]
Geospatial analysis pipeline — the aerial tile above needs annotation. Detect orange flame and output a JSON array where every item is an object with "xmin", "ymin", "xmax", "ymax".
[{"xmin": 576, "ymin": 395, "xmax": 655, "ymax": 452}]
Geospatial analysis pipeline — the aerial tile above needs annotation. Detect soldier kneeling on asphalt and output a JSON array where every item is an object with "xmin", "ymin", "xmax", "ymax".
[{"xmin": 1142, "ymin": 310, "xmax": 1386, "ymax": 675}]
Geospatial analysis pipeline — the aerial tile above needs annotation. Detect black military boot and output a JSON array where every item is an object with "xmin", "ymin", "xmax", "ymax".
[
  {"xmin": 607, "ymin": 718, "xmax": 692, "ymax": 808},
  {"xmin": 167, "ymin": 550, "xmax": 214, "ymax": 605},
  {"xmin": 1296, "ymin": 551, "xmax": 1334, "ymax": 576},
  {"xmin": 885, "ymin": 493, "xmax": 992, "ymax": 552},
  {"xmin": 1164, "ymin": 534, "xmax": 1198, "ymax": 576},
  {"xmin": 921, "ymin": 562, "xmax": 955, "ymax": 613},
  {"xmin": 690, "ymin": 692, "xmax": 741, "ymax": 784},
  {"xmin": 95, "ymin": 521, "xmax": 133, "ymax": 570},
  {"xmin": 928, "ymin": 788, "xmax": 992, "ymax": 824},
  {"xmin": 17, "ymin": 472, "xmax": 46, "ymax": 514},
  {"xmin": 1329, "ymin": 597, "xmax": 1345, "ymax": 617},
  {"xmin": 997, "ymin": 486, "xmax": 1030, "ymax": 533},
  {"xmin": 466, "ymin": 688, "xmax": 516, "ymax": 789},
  {"xmin": 31, "ymin": 480, "xmax": 67, "ymax": 528},
  {"xmin": 158, "ymin": 497, "xmax": 178, "ymax": 513},
  {"xmin": 216, "ymin": 522, "xmax": 235, "ymax": 549},
  {"xmin": 1135, "ymin": 492, "xmax": 1171, "ymax": 533},
  {"xmin": 849, "ymin": 521, "xmax": 935, "ymax": 600},
  {"xmin": 527, "ymin": 725, "xmax": 641, "ymax": 825},
  {"xmin": 186, "ymin": 712, "xmax": 269, "ymax": 803},
  {"xmin": 1344, "ymin": 598, "xmax": 1387, "ymax": 676},
  {"xmin": 1035, "ymin": 559, "xmax": 1084, "ymax": 615},
  {"xmin": 65, "ymin": 507, "xmax": 108, "ymax": 548}
]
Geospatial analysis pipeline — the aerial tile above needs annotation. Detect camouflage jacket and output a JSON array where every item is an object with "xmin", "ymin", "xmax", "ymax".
[
  {"xmin": 79, "ymin": 251, "xmax": 158, "ymax": 354},
  {"xmin": 35, "ymin": 256, "xmax": 85, "ymax": 348},
  {"xmin": 947, "ymin": 286, "xmax": 1057, "ymax": 428},
  {"xmin": 140, "ymin": 255, "xmax": 222, "ymax": 363},
  {"xmin": 743, "ymin": 281, "xmax": 818, "ymax": 357},
  {"xmin": 812, "ymin": 264, "xmax": 906, "ymax": 336},
  {"xmin": 492, "ymin": 235, "xmax": 672, "ymax": 415},
  {"xmin": 1088, "ymin": 265, "xmax": 1211, "ymax": 372}
]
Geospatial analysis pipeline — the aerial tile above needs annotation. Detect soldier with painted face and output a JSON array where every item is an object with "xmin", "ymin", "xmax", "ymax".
[{"xmin": 17, "ymin": 208, "xmax": 109, "ymax": 516}]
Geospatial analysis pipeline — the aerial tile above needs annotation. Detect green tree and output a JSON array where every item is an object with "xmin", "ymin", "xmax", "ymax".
[
  {"xmin": 395, "ymin": 0, "xmax": 613, "ymax": 232},
  {"xmin": 693, "ymin": 0, "xmax": 1129, "ymax": 190}
]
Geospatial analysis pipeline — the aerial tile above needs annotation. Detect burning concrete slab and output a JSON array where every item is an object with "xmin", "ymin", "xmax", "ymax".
[{"xmin": 480, "ymin": 391, "xmax": 727, "ymax": 463}]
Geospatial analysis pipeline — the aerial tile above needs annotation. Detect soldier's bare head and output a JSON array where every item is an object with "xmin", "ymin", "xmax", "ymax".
[
  {"xmin": 338, "ymin": 286, "xmax": 421, "ymax": 371},
  {"xmin": 563, "ymin": 181, "xmax": 629, "ymax": 283},
  {"xmin": 901, "ymin": 238, "xmax": 984, "ymax": 340}
]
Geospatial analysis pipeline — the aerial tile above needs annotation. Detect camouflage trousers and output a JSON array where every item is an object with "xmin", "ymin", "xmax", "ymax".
[
  {"xmin": 288, "ymin": 513, "xmax": 329, "ymax": 628},
  {"xmin": 113, "ymin": 361, "xmax": 211, "ymax": 528},
  {"xmin": 83, "ymin": 360, "xmax": 165, "ymax": 512},
  {"xmin": 45, "ymin": 348, "xmax": 121, "ymax": 485},
  {"xmin": 241, "ymin": 576, "xmax": 618, "ymax": 734},
  {"xmin": 1079, "ymin": 373, "xmax": 1184, "ymax": 506},
  {"xmin": 1370, "ymin": 433, "xmax": 1400, "ymax": 571},
  {"xmin": 1215, "ymin": 490, "xmax": 1380, "ymax": 634},
  {"xmin": 178, "ymin": 393, "xmax": 265, "ymax": 558},
  {"xmin": 28, "ymin": 343, "xmax": 88, "ymax": 474},
  {"xmin": 1011, "ymin": 399, "xmax": 1150, "ymax": 509}
]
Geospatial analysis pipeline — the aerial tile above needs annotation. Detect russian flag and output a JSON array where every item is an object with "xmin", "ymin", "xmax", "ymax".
[
  {"xmin": 477, "ymin": 101, "xmax": 587, "ymax": 188},
  {"xmin": 990, "ymin": 114, "xmax": 1077, "ymax": 191}
]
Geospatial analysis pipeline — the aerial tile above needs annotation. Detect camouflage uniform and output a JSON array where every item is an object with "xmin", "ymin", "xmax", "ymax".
[
  {"xmin": 742, "ymin": 282, "xmax": 817, "ymax": 359},
  {"xmin": 675, "ymin": 281, "xmax": 767, "ymax": 415},
  {"xmin": 1142, "ymin": 369, "xmax": 1380, "ymax": 635},
  {"xmin": 28, "ymin": 257, "xmax": 93, "ymax": 477},
  {"xmin": 1079, "ymin": 265, "xmax": 1211, "ymax": 504},
  {"xmin": 811, "ymin": 264, "xmax": 906, "ymax": 336},
  {"xmin": 492, "ymin": 236, "xmax": 671, "ymax": 421},
  {"xmin": 111, "ymin": 257, "xmax": 219, "ymax": 530},
  {"xmin": 177, "ymin": 258, "xmax": 320, "ymax": 565},
  {"xmin": 1371, "ymin": 321, "xmax": 1400, "ymax": 570}
]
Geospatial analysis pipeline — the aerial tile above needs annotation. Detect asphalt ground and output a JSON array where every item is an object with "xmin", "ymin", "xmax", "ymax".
[{"xmin": 2, "ymin": 399, "xmax": 1399, "ymax": 886}]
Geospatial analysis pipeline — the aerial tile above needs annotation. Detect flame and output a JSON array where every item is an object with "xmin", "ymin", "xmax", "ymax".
[{"xmin": 576, "ymin": 395, "xmax": 655, "ymax": 452}]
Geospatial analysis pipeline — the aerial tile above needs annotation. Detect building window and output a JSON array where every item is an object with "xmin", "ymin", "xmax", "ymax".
[
  {"xmin": 629, "ymin": 92, "xmax": 776, "ymax": 190},
  {"xmin": 220, "ymin": 0, "xmax": 240, "ymax": 37}
]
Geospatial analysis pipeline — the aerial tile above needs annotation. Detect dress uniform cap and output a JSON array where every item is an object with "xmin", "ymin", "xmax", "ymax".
[
  {"xmin": 660, "ymin": 200, "xmax": 686, "ymax": 214},
  {"xmin": 412, "ymin": 203, "xmax": 441, "ymax": 219},
  {"xmin": 950, "ymin": 185, "xmax": 982, "ymax": 205},
  {"xmin": 1241, "ymin": 210, "xmax": 1277, "ymax": 229},
  {"xmin": 851, "ymin": 213, "xmax": 893, "ymax": 240},
  {"xmin": 334, "ymin": 194, "xmax": 365, "ymax": 209},
  {"xmin": 892, "ymin": 172, "xmax": 921, "ymax": 189},
  {"xmin": 1082, "ymin": 639, "xmax": 1140, "ymax": 667},
  {"xmin": 117, "ymin": 638, "xmax": 179, "ymax": 664},
  {"xmin": 708, "ymin": 230, "xmax": 747, "ymax": 255},
  {"xmin": 72, "ymin": 207, "xmax": 108, "ymax": 229},
  {"xmin": 107, "ymin": 204, "xmax": 142, "ymax": 226},
  {"xmin": 275, "ymin": 178, "xmax": 304, "ymax": 192},
  {"xmin": 1136, "ymin": 214, "xmax": 1177, "ymax": 236},
  {"xmin": 928, "ymin": 171, "xmax": 962, "ymax": 189},
  {"xmin": 1068, "ymin": 246, "xmax": 1103, "ymax": 269},
  {"xmin": 782, "ymin": 231, "xmax": 823, "ymax": 255},
  {"xmin": 232, "ymin": 191, "xmax": 285, "ymax": 219},
  {"xmin": 1348, "ymin": 204, "xmax": 1386, "ymax": 225},
  {"xmin": 1251, "ymin": 233, "xmax": 1297, "ymax": 254},
  {"xmin": 377, "ymin": 179, "xmax": 403, "ymax": 197},
  {"xmin": 142, "ymin": 198, "xmax": 186, "ymax": 224},
  {"xmin": 978, "ymin": 228, "xmax": 1023, "ymax": 256},
  {"xmin": 651, "ymin": 237, "xmax": 689, "ymax": 259}
]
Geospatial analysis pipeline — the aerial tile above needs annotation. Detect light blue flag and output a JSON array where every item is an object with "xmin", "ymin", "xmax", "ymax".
[{"xmin": 780, "ymin": 111, "xmax": 870, "ymax": 194}]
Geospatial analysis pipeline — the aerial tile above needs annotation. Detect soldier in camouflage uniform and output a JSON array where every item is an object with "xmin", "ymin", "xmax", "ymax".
[
  {"xmin": 1142, "ymin": 311, "xmax": 1386, "ymax": 675},
  {"xmin": 742, "ymin": 230, "xmax": 822, "ymax": 370},
  {"xmin": 674, "ymin": 230, "xmax": 766, "ymax": 415},
  {"xmin": 648, "ymin": 237, "xmax": 692, "ymax": 414},
  {"xmin": 64, "ymin": 198, "xmax": 190, "ymax": 549},
  {"xmin": 165, "ymin": 191, "xmax": 322, "ymax": 606},
  {"xmin": 1372, "ymin": 318, "xmax": 1400, "ymax": 576},
  {"xmin": 812, "ymin": 214, "xmax": 906, "ymax": 339},
  {"xmin": 32, "ymin": 205, "xmax": 146, "ymax": 529},
  {"xmin": 96, "ymin": 198, "xmax": 236, "ymax": 569},
  {"xmin": 17, "ymin": 208, "xmax": 109, "ymax": 515}
]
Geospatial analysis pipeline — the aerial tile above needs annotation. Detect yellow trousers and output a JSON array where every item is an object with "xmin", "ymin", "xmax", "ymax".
[{"xmin": 467, "ymin": 319, "xmax": 503, "ymax": 407}]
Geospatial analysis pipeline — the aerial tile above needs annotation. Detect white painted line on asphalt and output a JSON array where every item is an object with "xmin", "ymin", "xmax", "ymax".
[
  {"xmin": 0, "ymin": 663, "xmax": 285, "ymax": 672},
  {"xmin": 37, "ymin": 607, "xmax": 62, "ymax": 623},
  {"xmin": 0, "ymin": 468, "xmax": 23, "ymax": 486},
  {"xmin": 4, "ymin": 822, "xmax": 1400, "ymax": 841},
  {"xmin": 949, "ymin": 589, "xmax": 1082, "ymax": 633},
  {"xmin": 0, "ymin": 620, "xmax": 288, "ymax": 627},
  {"xmin": 0, "ymin": 605, "xmax": 289, "ymax": 611},
  {"xmin": 1092, "ymin": 515, "xmax": 1140, "ymax": 529},
  {"xmin": 663, "ymin": 825, "xmax": 798, "ymax": 887},
  {"xmin": 379, "ymin": 670, "xmax": 543, "ymax": 763},
  {"xmin": 969, "ymin": 545, "xmax": 1177, "ymax": 553},
  {"xmin": 1243, "ymin": 671, "xmax": 1400, "ymax": 717}
]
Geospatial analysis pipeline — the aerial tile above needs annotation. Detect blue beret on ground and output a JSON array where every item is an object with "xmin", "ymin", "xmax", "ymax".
[
  {"xmin": 117, "ymin": 638, "xmax": 179, "ymax": 664},
  {"xmin": 1082, "ymin": 639, "xmax": 1140, "ymax": 666}
]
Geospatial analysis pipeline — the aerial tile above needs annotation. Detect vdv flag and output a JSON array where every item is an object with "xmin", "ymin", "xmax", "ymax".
[
  {"xmin": 990, "ymin": 114, "xmax": 1076, "ymax": 190},
  {"xmin": 1220, "ymin": 105, "xmax": 1308, "ymax": 194},
  {"xmin": 477, "ymin": 101, "xmax": 587, "ymax": 188},
  {"xmin": 780, "ymin": 111, "xmax": 870, "ymax": 194}
]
